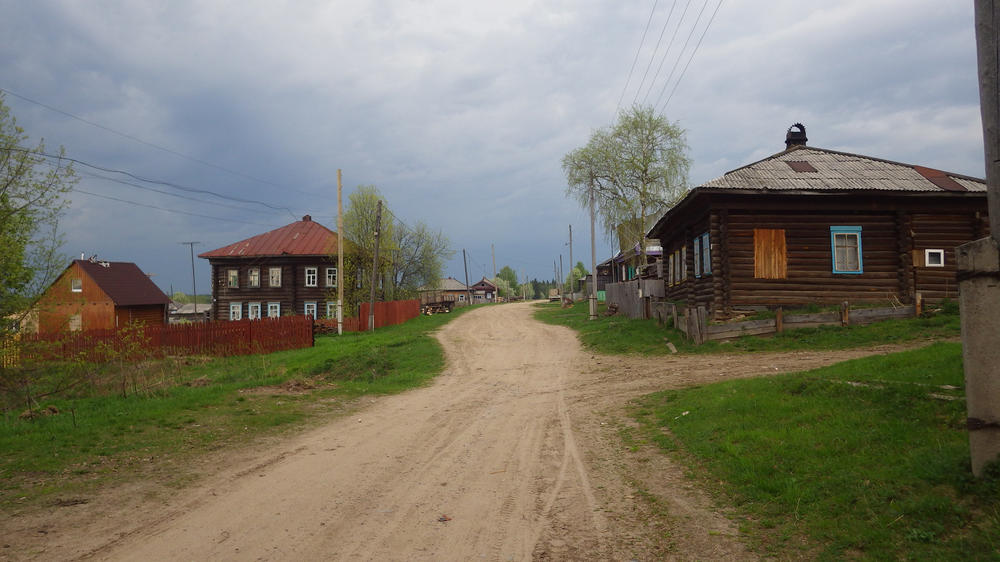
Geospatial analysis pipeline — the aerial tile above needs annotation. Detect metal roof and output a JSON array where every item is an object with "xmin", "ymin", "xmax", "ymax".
[
  {"xmin": 701, "ymin": 146, "xmax": 986, "ymax": 193},
  {"xmin": 421, "ymin": 277, "xmax": 468, "ymax": 291},
  {"xmin": 75, "ymin": 260, "xmax": 171, "ymax": 307},
  {"xmin": 199, "ymin": 215, "xmax": 341, "ymax": 259}
]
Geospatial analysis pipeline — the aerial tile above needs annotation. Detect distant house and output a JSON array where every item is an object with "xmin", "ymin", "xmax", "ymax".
[
  {"xmin": 646, "ymin": 124, "xmax": 989, "ymax": 318},
  {"xmin": 31, "ymin": 259, "xmax": 171, "ymax": 334},
  {"xmin": 419, "ymin": 277, "xmax": 470, "ymax": 307},
  {"xmin": 469, "ymin": 277, "xmax": 498, "ymax": 303},
  {"xmin": 168, "ymin": 302, "xmax": 211, "ymax": 323},
  {"xmin": 199, "ymin": 215, "xmax": 345, "ymax": 321}
]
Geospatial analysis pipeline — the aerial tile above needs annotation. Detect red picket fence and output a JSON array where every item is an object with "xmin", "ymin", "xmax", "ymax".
[
  {"xmin": 14, "ymin": 316, "xmax": 314, "ymax": 364},
  {"xmin": 315, "ymin": 299, "xmax": 421, "ymax": 333}
]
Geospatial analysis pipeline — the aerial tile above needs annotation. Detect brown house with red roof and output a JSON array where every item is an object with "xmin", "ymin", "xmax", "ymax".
[
  {"xmin": 199, "ymin": 215, "xmax": 344, "ymax": 322},
  {"xmin": 32, "ymin": 258, "xmax": 171, "ymax": 334}
]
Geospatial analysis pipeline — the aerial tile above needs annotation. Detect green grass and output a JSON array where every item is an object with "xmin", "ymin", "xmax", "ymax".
[
  {"xmin": 0, "ymin": 309, "xmax": 468, "ymax": 508},
  {"xmin": 534, "ymin": 300, "xmax": 961, "ymax": 355},
  {"xmin": 631, "ymin": 342, "xmax": 1000, "ymax": 560}
]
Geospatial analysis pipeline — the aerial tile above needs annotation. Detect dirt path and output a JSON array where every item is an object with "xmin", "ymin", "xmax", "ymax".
[{"xmin": 2, "ymin": 303, "xmax": 915, "ymax": 561}]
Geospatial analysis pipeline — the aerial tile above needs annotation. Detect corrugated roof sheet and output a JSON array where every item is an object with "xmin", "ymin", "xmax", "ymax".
[
  {"xmin": 421, "ymin": 277, "xmax": 468, "ymax": 291},
  {"xmin": 76, "ymin": 260, "xmax": 171, "ymax": 307},
  {"xmin": 199, "ymin": 215, "xmax": 341, "ymax": 258},
  {"xmin": 701, "ymin": 146, "xmax": 986, "ymax": 193}
]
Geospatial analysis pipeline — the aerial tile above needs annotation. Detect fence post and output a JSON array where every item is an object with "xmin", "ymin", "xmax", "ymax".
[
  {"xmin": 671, "ymin": 303, "xmax": 678, "ymax": 329},
  {"xmin": 915, "ymin": 292, "xmax": 923, "ymax": 317},
  {"xmin": 775, "ymin": 307, "xmax": 784, "ymax": 333},
  {"xmin": 841, "ymin": 301, "xmax": 850, "ymax": 327},
  {"xmin": 697, "ymin": 306, "xmax": 708, "ymax": 344}
]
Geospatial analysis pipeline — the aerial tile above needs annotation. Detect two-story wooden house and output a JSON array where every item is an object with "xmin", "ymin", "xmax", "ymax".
[{"xmin": 199, "ymin": 215, "xmax": 345, "ymax": 321}]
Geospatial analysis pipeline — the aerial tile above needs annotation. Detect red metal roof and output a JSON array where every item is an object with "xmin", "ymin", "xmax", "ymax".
[
  {"xmin": 75, "ymin": 260, "xmax": 171, "ymax": 307},
  {"xmin": 199, "ymin": 215, "xmax": 341, "ymax": 259}
]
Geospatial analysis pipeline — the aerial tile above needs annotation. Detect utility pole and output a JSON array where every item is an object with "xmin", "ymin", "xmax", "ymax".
[
  {"xmin": 589, "ymin": 177, "xmax": 598, "ymax": 320},
  {"xmin": 491, "ymin": 243, "xmax": 497, "ymax": 301},
  {"xmin": 368, "ymin": 200, "xmax": 382, "ymax": 332},
  {"xmin": 568, "ymin": 224, "xmax": 574, "ymax": 301},
  {"xmin": 553, "ymin": 260, "xmax": 559, "ymax": 299},
  {"xmin": 959, "ymin": 0, "xmax": 1000, "ymax": 477},
  {"xmin": 180, "ymin": 241, "xmax": 200, "ymax": 316},
  {"xmin": 337, "ymin": 169, "xmax": 344, "ymax": 335},
  {"xmin": 559, "ymin": 254, "xmax": 564, "ymax": 300},
  {"xmin": 463, "ymin": 249, "xmax": 472, "ymax": 306}
]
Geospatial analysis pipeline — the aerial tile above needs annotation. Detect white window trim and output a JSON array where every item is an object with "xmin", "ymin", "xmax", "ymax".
[
  {"xmin": 248, "ymin": 268, "xmax": 260, "ymax": 288},
  {"xmin": 925, "ymin": 249, "xmax": 945, "ymax": 268},
  {"xmin": 305, "ymin": 267, "xmax": 318, "ymax": 287},
  {"xmin": 304, "ymin": 301, "xmax": 317, "ymax": 319},
  {"xmin": 248, "ymin": 302, "xmax": 262, "ymax": 320},
  {"xmin": 267, "ymin": 302, "xmax": 281, "ymax": 317},
  {"xmin": 227, "ymin": 269, "xmax": 239, "ymax": 288},
  {"xmin": 326, "ymin": 267, "xmax": 338, "ymax": 287},
  {"xmin": 71, "ymin": 278, "xmax": 82, "ymax": 292},
  {"xmin": 229, "ymin": 302, "xmax": 242, "ymax": 321},
  {"xmin": 269, "ymin": 267, "xmax": 282, "ymax": 287},
  {"xmin": 326, "ymin": 301, "xmax": 337, "ymax": 319}
]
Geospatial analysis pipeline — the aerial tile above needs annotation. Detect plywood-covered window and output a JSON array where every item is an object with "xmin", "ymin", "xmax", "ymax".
[
  {"xmin": 830, "ymin": 226, "xmax": 863, "ymax": 274},
  {"xmin": 754, "ymin": 228, "xmax": 787, "ymax": 279}
]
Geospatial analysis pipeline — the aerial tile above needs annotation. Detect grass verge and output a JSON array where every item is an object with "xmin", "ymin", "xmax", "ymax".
[
  {"xmin": 0, "ymin": 308, "xmax": 468, "ymax": 510},
  {"xmin": 534, "ymin": 300, "xmax": 960, "ymax": 355},
  {"xmin": 631, "ymin": 342, "xmax": 999, "ymax": 559}
]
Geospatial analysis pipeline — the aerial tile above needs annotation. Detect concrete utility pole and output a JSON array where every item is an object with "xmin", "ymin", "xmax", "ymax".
[
  {"xmin": 960, "ymin": 0, "xmax": 1000, "ymax": 477},
  {"xmin": 337, "ymin": 170, "xmax": 344, "ymax": 335},
  {"xmin": 568, "ymin": 224, "xmax": 574, "ymax": 302},
  {"xmin": 589, "ymin": 178, "xmax": 598, "ymax": 320},
  {"xmin": 368, "ymin": 200, "xmax": 382, "ymax": 332},
  {"xmin": 463, "ymin": 249, "xmax": 472, "ymax": 306},
  {"xmin": 179, "ymin": 241, "xmax": 200, "ymax": 312}
]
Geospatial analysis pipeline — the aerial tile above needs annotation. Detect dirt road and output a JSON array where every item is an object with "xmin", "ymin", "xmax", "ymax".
[{"xmin": 5, "ymin": 303, "xmax": 906, "ymax": 561}]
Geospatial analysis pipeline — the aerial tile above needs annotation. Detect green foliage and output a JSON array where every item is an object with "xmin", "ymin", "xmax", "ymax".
[
  {"xmin": 0, "ymin": 94, "xmax": 77, "ymax": 334},
  {"xmin": 496, "ymin": 265, "xmax": 520, "ymax": 298},
  {"xmin": 562, "ymin": 105, "xmax": 689, "ymax": 250},
  {"xmin": 632, "ymin": 343, "xmax": 999, "ymax": 559},
  {"xmin": 170, "ymin": 292, "xmax": 210, "ymax": 305}
]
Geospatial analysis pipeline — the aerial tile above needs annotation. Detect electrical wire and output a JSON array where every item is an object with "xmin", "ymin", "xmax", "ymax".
[
  {"xmin": 616, "ymin": 0, "xmax": 660, "ymax": 111},
  {"xmin": 650, "ymin": 0, "xmax": 708, "ymax": 109},
  {"xmin": 639, "ymin": 0, "xmax": 690, "ymax": 105},
  {"xmin": 0, "ymin": 86, "xmax": 325, "ymax": 197},
  {"xmin": 631, "ymin": 0, "xmax": 681, "ymax": 106},
  {"xmin": 72, "ymin": 188, "xmax": 280, "ymax": 227},
  {"xmin": 658, "ymin": 0, "xmax": 724, "ymax": 112}
]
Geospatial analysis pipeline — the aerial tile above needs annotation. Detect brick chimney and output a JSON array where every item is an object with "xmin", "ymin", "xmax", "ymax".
[{"xmin": 785, "ymin": 123, "xmax": 808, "ymax": 149}]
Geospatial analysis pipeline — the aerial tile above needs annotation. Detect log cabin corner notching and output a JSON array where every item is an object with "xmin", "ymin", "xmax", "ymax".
[
  {"xmin": 199, "ymin": 215, "xmax": 344, "ymax": 322},
  {"xmin": 647, "ymin": 125, "xmax": 989, "ymax": 318},
  {"xmin": 32, "ymin": 259, "xmax": 171, "ymax": 334}
]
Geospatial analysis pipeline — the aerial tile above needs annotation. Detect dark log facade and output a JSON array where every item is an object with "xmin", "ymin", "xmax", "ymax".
[{"xmin": 208, "ymin": 256, "xmax": 342, "ymax": 321}]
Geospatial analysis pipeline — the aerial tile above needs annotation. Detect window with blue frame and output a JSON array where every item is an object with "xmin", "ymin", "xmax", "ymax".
[
  {"xmin": 830, "ymin": 226, "xmax": 863, "ymax": 274},
  {"xmin": 698, "ymin": 232, "xmax": 711, "ymax": 276}
]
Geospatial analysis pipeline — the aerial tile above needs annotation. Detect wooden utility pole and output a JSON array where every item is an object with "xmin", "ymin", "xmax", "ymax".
[
  {"xmin": 559, "ymin": 254, "xmax": 564, "ymax": 300},
  {"xmin": 589, "ymin": 178, "xmax": 598, "ymax": 320},
  {"xmin": 960, "ymin": 0, "xmax": 1000, "ymax": 477},
  {"xmin": 553, "ymin": 260, "xmax": 559, "ymax": 298},
  {"xmin": 463, "ymin": 249, "xmax": 472, "ymax": 306},
  {"xmin": 368, "ymin": 200, "xmax": 382, "ymax": 332},
  {"xmin": 568, "ymin": 224, "xmax": 574, "ymax": 301},
  {"xmin": 337, "ymin": 170, "xmax": 344, "ymax": 335},
  {"xmin": 179, "ymin": 241, "xmax": 200, "ymax": 301}
]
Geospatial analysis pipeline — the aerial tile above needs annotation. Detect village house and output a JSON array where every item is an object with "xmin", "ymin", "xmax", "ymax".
[
  {"xmin": 469, "ymin": 277, "xmax": 498, "ymax": 303},
  {"xmin": 199, "ymin": 215, "xmax": 345, "ymax": 321},
  {"xmin": 646, "ymin": 124, "xmax": 989, "ymax": 318},
  {"xmin": 30, "ymin": 258, "xmax": 171, "ymax": 334},
  {"xmin": 419, "ymin": 277, "xmax": 470, "ymax": 306}
]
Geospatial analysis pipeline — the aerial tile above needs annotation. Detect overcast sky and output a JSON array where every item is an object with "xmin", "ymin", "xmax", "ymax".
[{"xmin": 0, "ymin": 0, "xmax": 985, "ymax": 294}]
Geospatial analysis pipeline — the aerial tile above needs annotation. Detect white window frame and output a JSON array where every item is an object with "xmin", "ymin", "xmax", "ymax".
[
  {"xmin": 925, "ymin": 249, "xmax": 945, "ymax": 268},
  {"xmin": 304, "ymin": 301, "xmax": 317, "ymax": 319},
  {"xmin": 248, "ymin": 268, "xmax": 260, "ymax": 288},
  {"xmin": 326, "ymin": 301, "xmax": 336, "ymax": 319},
  {"xmin": 267, "ymin": 302, "xmax": 281, "ymax": 317},
  {"xmin": 229, "ymin": 302, "xmax": 242, "ymax": 321},
  {"xmin": 269, "ymin": 267, "xmax": 282, "ymax": 287},
  {"xmin": 458, "ymin": 294, "xmax": 466, "ymax": 302},
  {"xmin": 227, "ymin": 269, "xmax": 239, "ymax": 288},
  {"xmin": 248, "ymin": 302, "xmax": 262, "ymax": 320},
  {"xmin": 305, "ymin": 267, "xmax": 318, "ymax": 287},
  {"xmin": 71, "ymin": 278, "xmax": 82, "ymax": 292},
  {"xmin": 326, "ymin": 267, "xmax": 338, "ymax": 287}
]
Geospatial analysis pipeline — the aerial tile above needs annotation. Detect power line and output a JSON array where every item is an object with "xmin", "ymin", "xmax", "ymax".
[
  {"xmin": 5, "ymin": 146, "xmax": 297, "ymax": 217},
  {"xmin": 631, "ymin": 0, "xmax": 681, "ymax": 106},
  {"xmin": 617, "ymin": 0, "xmax": 660, "ymax": 111},
  {"xmin": 659, "ymin": 0, "xmax": 724, "ymax": 112},
  {"xmin": 651, "ymin": 0, "xmax": 708, "ymax": 108},
  {"xmin": 73, "ymin": 188, "xmax": 280, "ymax": 227},
  {"xmin": 0, "ymin": 86, "xmax": 324, "ymax": 197},
  {"xmin": 640, "ymin": 0, "xmax": 690, "ymax": 105}
]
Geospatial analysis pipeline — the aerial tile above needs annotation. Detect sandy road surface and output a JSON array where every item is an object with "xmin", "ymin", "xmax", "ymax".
[{"xmin": 4, "ymin": 303, "xmax": 911, "ymax": 561}]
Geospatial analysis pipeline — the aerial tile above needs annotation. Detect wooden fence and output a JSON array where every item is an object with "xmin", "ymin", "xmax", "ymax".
[
  {"xmin": 314, "ymin": 299, "xmax": 421, "ymax": 333},
  {"xmin": 655, "ymin": 300, "xmax": 921, "ymax": 344},
  {"xmin": 605, "ymin": 280, "xmax": 664, "ymax": 320},
  {"xmin": 9, "ymin": 315, "xmax": 314, "ymax": 364}
]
